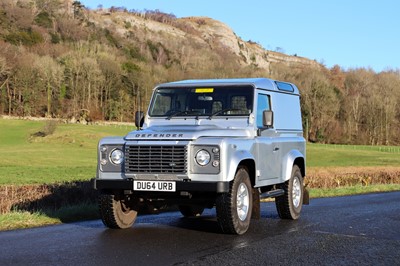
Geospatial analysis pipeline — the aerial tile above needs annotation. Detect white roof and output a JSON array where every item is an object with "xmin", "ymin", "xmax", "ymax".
[{"xmin": 156, "ymin": 78, "xmax": 300, "ymax": 95}]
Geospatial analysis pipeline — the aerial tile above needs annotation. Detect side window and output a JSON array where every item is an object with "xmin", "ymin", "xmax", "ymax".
[{"xmin": 256, "ymin": 94, "xmax": 271, "ymax": 128}]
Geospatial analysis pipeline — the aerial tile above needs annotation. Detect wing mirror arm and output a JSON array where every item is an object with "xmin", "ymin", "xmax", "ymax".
[{"xmin": 135, "ymin": 111, "xmax": 144, "ymax": 130}]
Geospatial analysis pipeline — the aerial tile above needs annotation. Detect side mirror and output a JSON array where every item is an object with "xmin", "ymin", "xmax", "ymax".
[
  {"xmin": 135, "ymin": 111, "xmax": 144, "ymax": 129},
  {"xmin": 263, "ymin": 110, "xmax": 273, "ymax": 128}
]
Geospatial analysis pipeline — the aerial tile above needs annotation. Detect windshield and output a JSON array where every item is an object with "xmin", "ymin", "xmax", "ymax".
[{"xmin": 149, "ymin": 85, "xmax": 254, "ymax": 118}]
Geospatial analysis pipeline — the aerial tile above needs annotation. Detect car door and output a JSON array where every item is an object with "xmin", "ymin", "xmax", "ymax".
[{"xmin": 255, "ymin": 93, "xmax": 282, "ymax": 181}]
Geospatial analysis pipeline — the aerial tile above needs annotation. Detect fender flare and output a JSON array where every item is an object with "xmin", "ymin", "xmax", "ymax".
[
  {"xmin": 281, "ymin": 149, "xmax": 305, "ymax": 182},
  {"xmin": 226, "ymin": 150, "xmax": 255, "ymax": 182}
]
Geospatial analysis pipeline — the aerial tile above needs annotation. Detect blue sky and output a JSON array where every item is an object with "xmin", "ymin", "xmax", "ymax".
[{"xmin": 80, "ymin": 0, "xmax": 399, "ymax": 72}]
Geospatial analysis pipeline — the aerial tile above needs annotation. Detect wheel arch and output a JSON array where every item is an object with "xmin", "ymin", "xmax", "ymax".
[
  {"xmin": 293, "ymin": 157, "xmax": 305, "ymax": 178},
  {"xmin": 226, "ymin": 150, "xmax": 255, "ymax": 187},
  {"xmin": 238, "ymin": 159, "xmax": 256, "ymax": 187},
  {"xmin": 282, "ymin": 149, "xmax": 306, "ymax": 182}
]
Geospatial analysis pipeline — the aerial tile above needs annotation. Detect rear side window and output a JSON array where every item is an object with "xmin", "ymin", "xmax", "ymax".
[{"xmin": 275, "ymin": 81, "xmax": 294, "ymax": 92}]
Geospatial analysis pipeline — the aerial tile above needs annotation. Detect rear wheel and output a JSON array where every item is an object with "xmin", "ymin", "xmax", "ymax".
[
  {"xmin": 98, "ymin": 193, "xmax": 137, "ymax": 229},
  {"xmin": 178, "ymin": 205, "xmax": 205, "ymax": 217},
  {"xmin": 275, "ymin": 165, "xmax": 304, "ymax": 220},
  {"xmin": 216, "ymin": 167, "xmax": 253, "ymax": 235}
]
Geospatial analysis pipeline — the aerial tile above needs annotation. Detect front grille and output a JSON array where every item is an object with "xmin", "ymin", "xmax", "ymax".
[{"xmin": 125, "ymin": 145, "xmax": 187, "ymax": 174}]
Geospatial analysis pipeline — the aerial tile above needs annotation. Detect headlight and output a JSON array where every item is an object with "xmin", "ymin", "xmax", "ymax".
[
  {"xmin": 110, "ymin": 149, "xmax": 124, "ymax": 165},
  {"xmin": 195, "ymin": 149, "xmax": 211, "ymax": 166}
]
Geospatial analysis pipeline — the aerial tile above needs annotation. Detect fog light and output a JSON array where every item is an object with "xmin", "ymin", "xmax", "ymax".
[
  {"xmin": 100, "ymin": 159, "xmax": 107, "ymax": 165},
  {"xmin": 212, "ymin": 160, "xmax": 219, "ymax": 167}
]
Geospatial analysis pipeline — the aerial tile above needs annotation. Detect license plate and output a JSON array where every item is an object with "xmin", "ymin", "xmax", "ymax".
[{"xmin": 133, "ymin": 180, "xmax": 176, "ymax": 192}]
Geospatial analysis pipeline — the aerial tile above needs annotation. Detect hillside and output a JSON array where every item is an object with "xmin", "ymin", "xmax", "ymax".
[
  {"xmin": 0, "ymin": 0, "xmax": 399, "ymax": 145},
  {"xmin": 89, "ymin": 10, "xmax": 320, "ymax": 71}
]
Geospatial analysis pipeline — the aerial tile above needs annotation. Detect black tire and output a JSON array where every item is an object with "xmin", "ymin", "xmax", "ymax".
[
  {"xmin": 216, "ymin": 167, "xmax": 253, "ymax": 235},
  {"xmin": 275, "ymin": 165, "xmax": 304, "ymax": 220},
  {"xmin": 178, "ymin": 205, "xmax": 205, "ymax": 217},
  {"xmin": 98, "ymin": 193, "xmax": 137, "ymax": 229}
]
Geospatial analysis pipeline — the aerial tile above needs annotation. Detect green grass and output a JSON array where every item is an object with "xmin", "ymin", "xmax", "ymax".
[
  {"xmin": 0, "ymin": 211, "xmax": 60, "ymax": 231},
  {"xmin": 307, "ymin": 143, "xmax": 400, "ymax": 168},
  {"xmin": 0, "ymin": 203, "xmax": 98, "ymax": 231},
  {"xmin": 309, "ymin": 184, "xmax": 400, "ymax": 198},
  {"xmin": 0, "ymin": 119, "xmax": 134, "ymax": 184}
]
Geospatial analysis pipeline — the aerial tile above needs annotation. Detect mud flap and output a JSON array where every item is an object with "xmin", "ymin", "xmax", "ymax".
[
  {"xmin": 251, "ymin": 188, "xmax": 260, "ymax": 219},
  {"xmin": 303, "ymin": 188, "xmax": 310, "ymax": 205}
]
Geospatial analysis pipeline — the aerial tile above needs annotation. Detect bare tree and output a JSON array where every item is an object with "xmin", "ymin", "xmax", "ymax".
[
  {"xmin": 34, "ymin": 55, "xmax": 64, "ymax": 117},
  {"xmin": 343, "ymin": 69, "xmax": 375, "ymax": 143},
  {"xmin": 0, "ymin": 56, "xmax": 10, "ymax": 115}
]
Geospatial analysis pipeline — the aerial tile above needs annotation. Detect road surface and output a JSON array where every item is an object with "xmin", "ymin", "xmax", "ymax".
[{"xmin": 1, "ymin": 192, "xmax": 399, "ymax": 265}]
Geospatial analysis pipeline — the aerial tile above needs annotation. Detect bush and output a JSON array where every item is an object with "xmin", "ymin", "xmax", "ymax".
[
  {"xmin": 104, "ymin": 29, "xmax": 120, "ymax": 48},
  {"xmin": 34, "ymin": 12, "xmax": 52, "ymax": 28},
  {"xmin": 122, "ymin": 61, "xmax": 141, "ymax": 73},
  {"xmin": 124, "ymin": 21, "xmax": 132, "ymax": 29},
  {"xmin": 31, "ymin": 120, "xmax": 58, "ymax": 138},
  {"xmin": 4, "ymin": 29, "xmax": 44, "ymax": 46},
  {"xmin": 50, "ymin": 32, "xmax": 61, "ymax": 44},
  {"xmin": 125, "ymin": 46, "xmax": 146, "ymax": 61},
  {"xmin": 43, "ymin": 120, "xmax": 57, "ymax": 136}
]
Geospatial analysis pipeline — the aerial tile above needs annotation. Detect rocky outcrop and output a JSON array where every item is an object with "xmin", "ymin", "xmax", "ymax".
[{"xmin": 89, "ymin": 10, "xmax": 321, "ymax": 72}]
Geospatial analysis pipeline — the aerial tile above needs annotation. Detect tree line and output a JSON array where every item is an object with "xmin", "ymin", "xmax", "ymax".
[{"xmin": 0, "ymin": 0, "xmax": 399, "ymax": 145}]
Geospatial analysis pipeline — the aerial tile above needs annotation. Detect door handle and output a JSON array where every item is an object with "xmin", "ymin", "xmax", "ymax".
[{"xmin": 273, "ymin": 147, "xmax": 280, "ymax": 152}]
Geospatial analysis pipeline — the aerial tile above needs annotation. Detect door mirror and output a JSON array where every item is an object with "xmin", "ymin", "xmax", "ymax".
[
  {"xmin": 135, "ymin": 111, "xmax": 144, "ymax": 129},
  {"xmin": 263, "ymin": 110, "xmax": 273, "ymax": 128}
]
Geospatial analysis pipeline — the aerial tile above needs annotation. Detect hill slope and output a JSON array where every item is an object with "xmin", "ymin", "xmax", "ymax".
[{"xmin": 89, "ymin": 9, "xmax": 321, "ymax": 72}]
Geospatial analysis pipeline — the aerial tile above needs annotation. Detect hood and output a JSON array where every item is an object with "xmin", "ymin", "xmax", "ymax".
[{"xmin": 125, "ymin": 125, "xmax": 251, "ymax": 140}]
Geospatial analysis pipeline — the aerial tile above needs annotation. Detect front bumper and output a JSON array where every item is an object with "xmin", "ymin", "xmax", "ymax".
[{"xmin": 92, "ymin": 178, "xmax": 230, "ymax": 193}]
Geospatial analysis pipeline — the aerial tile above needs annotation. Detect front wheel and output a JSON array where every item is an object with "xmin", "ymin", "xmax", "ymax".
[
  {"xmin": 98, "ymin": 193, "xmax": 137, "ymax": 229},
  {"xmin": 275, "ymin": 165, "xmax": 304, "ymax": 220},
  {"xmin": 216, "ymin": 167, "xmax": 253, "ymax": 235}
]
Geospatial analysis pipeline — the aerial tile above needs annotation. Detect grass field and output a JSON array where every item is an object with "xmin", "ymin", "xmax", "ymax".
[
  {"xmin": 0, "ymin": 118, "xmax": 133, "ymax": 185},
  {"xmin": 307, "ymin": 143, "xmax": 400, "ymax": 168},
  {"xmin": 1, "ymin": 118, "xmax": 400, "ymax": 185}
]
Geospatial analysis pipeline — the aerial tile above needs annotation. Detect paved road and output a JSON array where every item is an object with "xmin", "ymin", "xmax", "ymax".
[{"xmin": 1, "ymin": 192, "xmax": 399, "ymax": 265}]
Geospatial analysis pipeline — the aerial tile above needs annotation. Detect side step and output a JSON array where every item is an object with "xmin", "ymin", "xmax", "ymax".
[
  {"xmin": 260, "ymin": 188, "xmax": 311, "ymax": 205},
  {"xmin": 260, "ymin": 189, "xmax": 285, "ymax": 199}
]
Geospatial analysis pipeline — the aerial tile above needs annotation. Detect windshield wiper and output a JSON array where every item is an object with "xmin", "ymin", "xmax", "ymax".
[
  {"xmin": 207, "ymin": 108, "xmax": 240, "ymax": 119},
  {"xmin": 166, "ymin": 110, "xmax": 201, "ymax": 120}
]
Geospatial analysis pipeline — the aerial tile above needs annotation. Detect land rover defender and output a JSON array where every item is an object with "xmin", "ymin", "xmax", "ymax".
[{"xmin": 93, "ymin": 78, "xmax": 307, "ymax": 235}]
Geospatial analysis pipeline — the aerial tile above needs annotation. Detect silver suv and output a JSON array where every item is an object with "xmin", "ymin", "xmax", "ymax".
[{"xmin": 93, "ymin": 78, "xmax": 307, "ymax": 234}]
